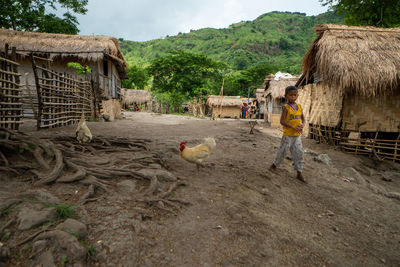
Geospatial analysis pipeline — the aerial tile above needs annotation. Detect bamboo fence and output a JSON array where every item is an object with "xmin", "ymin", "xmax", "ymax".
[
  {"xmin": 31, "ymin": 54, "xmax": 92, "ymax": 130},
  {"xmin": 309, "ymin": 124, "xmax": 400, "ymax": 162},
  {"xmin": 0, "ymin": 45, "xmax": 23, "ymax": 130}
]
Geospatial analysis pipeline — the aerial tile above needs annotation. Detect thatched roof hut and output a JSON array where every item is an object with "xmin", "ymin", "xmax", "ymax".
[
  {"xmin": 0, "ymin": 29, "xmax": 127, "ymax": 78},
  {"xmin": 206, "ymin": 95, "xmax": 242, "ymax": 119},
  {"xmin": 122, "ymin": 89, "xmax": 151, "ymax": 105},
  {"xmin": 265, "ymin": 77, "xmax": 299, "ymax": 99},
  {"xmin": 297, "ymin": 24, "xmax": 400, "ymax": 96},
  {"xmin": 296, "ymin": 24, "xmax": 400, "ymax": 161},
  {"xmin": 206, "ymin": 95, "xmax": 242, "ymax": 107}
]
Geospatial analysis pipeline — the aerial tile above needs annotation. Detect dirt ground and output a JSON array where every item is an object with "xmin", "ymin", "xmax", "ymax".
[{"xmin": 1, "ymin": 111, "xmax": 400, "ymax": 266}]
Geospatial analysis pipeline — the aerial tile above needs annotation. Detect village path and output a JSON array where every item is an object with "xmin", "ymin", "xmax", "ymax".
[
  {"xmin": 3, "ymin": 112, "xmax": 400, "ymax": 266},
  {"xmin": 79, "ymin": 111, "xmax": 400, "ymax": 266}
]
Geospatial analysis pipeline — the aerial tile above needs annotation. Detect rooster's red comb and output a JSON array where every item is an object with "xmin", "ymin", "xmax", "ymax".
[{"xmin": 179, "ymin": 142, "xmax": 187, "ymax": 146}]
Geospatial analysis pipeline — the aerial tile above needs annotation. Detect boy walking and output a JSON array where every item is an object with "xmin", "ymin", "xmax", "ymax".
[{"xmin": 270, "ymin": 86, "xmax": 306, "ymax": 183}]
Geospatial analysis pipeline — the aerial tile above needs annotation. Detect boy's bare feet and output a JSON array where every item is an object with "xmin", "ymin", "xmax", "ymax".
[{"xmin": 296, "ymin": 171, "xmax": 307, "ymax": 183}]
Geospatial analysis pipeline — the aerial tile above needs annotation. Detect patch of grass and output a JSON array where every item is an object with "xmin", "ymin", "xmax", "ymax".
[
  {"xmin": 144, "ymin": 158, "xmax": 154, "ymax": 163},
  {"xmin": 0, "ymin": 232, "xmax": 10, "ymax": 242},
  {"xmin": 170, "ymin": 112, "xmax": 194, "ymax": 117},
  {"xmin": 0, "ymin": 208, "xmax": 10, "ymax": 217},
  {"xmin": 61, "ymin": 256, "xmax": 68, "ymax": 265},
  {"xmin": 80, "ymin": 240, "xmax": 96, "ymax": 256},
  {"xmin": 44, "ymin": 203, "xmax": 77, "ymax": 219}
]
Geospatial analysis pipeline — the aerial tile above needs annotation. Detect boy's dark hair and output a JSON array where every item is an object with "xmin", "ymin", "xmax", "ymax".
[{"xmin": 285, "ymin": 86, "xmax": 298, "ymax": 96}]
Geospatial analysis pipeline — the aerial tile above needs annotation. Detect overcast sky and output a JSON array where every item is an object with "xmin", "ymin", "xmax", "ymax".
[{"xmin": 73, "ymin": 0, "xmax": 329, "ymax": 41}]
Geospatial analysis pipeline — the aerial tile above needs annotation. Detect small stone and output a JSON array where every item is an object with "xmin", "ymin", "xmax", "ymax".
[
  {"xmin": 17, "ymin": 207, "xmax": 57, "ymax": 230},
  {"xmin": 380, "ymin": 258, "xmax": 386, "ymax": 263},
  {"xmin": 326, "ymin": 210, "xmax": 335, "ymax": 216},
  {"xmin": 116, "ymin": 180, "xmax": 137, "ymax": 194},
  {"xmin": 35, "ymin": 251, "xmax": 56, "ymax": 267},
  {"xmin": 261, "ymin": 188, "xmax": 269, "ymax": 195},
  {"xmin": 33, "ymin": 240, "xmax": 48, "ymax": 253},
  {"xmin": 56, "ymin": 218, "xmax": 88, "ymax": 239},
  {"xmin": 316, "ymin": 231, "xmax": 323, "ymax": 237},
  {"xmin": 332, "ymin": 226, "xmax": 339, "ymax": 232},
  {"xmin": 314, "ymin": 154, "xmax": 331, "ymax": 165}
]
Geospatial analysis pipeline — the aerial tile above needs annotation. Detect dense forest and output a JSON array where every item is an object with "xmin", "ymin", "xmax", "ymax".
[{"xmin": 120, "ymin": 11, "xmax": 343, "ymax": 74}]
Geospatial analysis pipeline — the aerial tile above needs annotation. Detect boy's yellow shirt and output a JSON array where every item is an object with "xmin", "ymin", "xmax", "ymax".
[{"xmin": 283, "ymin": 103, "xmax": 302, "ymax": 137}]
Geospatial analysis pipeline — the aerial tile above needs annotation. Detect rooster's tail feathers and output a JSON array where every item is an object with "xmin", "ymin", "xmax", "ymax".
[{"xmin": 203, "ymin": 137, "xmax": 216, "ymax": 150}]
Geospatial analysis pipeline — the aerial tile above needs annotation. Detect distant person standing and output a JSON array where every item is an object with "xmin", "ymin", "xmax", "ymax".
[
  {"xmin": 242, "ymin": 103, "xmax": 247, "ymax": 118},
  {"xmin": 246, "ymin": 103, "xmax": 251, "ymax": 118},
  {"xmin": 269, "ymin": 86, "xmax": 306, "ymax": 183}
]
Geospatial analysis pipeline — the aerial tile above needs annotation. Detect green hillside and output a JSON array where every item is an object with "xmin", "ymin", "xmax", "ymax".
[{"xmin": 120, "ymin": 11, "xmax": 342, "ymax": 74}]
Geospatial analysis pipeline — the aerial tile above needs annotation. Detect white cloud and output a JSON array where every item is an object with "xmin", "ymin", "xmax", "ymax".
[{"xmin": 74, "ymin": 0, "xmax": 328, "ymax": 41}]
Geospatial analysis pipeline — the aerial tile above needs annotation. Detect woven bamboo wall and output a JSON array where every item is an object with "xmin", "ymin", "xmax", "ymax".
[
  {"xmin": 33, "ymin": 63, "xmax": 92, "ymax": 129},
  {"xmin": 0, "ymin": 54, "xmax": 22, "ymax": 130},
  {"xmin": 268, "ymin": 113, "xmax": 282, "ymax": 128},
  {"xmin": 212, "ymin": 106, "xmax": 241, "ymax": 119},
  {"xmin": 297, "ymin": 84, "xmax": 312, "ymax": 137},
  {"xmin": 342, "ymin": 94, "xmax": 400, "ymax": 132},
  {"xmin": 308, "ymin": 83, "xmax": 343, "ymax": 127},
  {"xmin": 101, "ymin": 99, "xmax": 122, "ymax": 121}
]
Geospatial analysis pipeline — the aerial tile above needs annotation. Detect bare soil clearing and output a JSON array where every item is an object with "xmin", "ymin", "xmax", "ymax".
[{"xmin": 1, "ymin": 112, "xmax": 400, "ymax": 266}]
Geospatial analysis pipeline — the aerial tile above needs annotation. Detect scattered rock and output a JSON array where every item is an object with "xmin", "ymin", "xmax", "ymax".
[
  {"xmin": 314, "ymin": 154, "xmax": 331, "ymax": 165},
  {"xmin": 385, "ymin": 192, "xmax": 400, "ymax": 201},
  {"xmin": 19, "ymin": 189, "xmax": 61, "ymax": 204},
  {"xmin": 56, "ymin": 219, "xmax": 88, "ymax": 239},
  {"xmin": 326, "ymin": 210, "xmax": 335, "ymax": 216},
  {"xmin": 138, "ymin": 169, "xmax": 177, "ymax": 182},
  {"xmin": 102, "ymin": 114, "xmax": 111, "ymax": 122},
  {"xmin": 17, "ymin": 207, "xmax": 57, "ymax": 230},
  {"xmin": 316, "ymin": 231, "xmax": 323, "ymax": 237},
  {"xmin": 34, "ymin": 251, "xmax": 56, "ymax": 267},
  {"xmin": 33, "ymin": 240, "xmax": 48, "ymax": 253},
  {"xmin": 382, "ymin": 171, "xmax": 400, "ymax": 182},
  {"xmin": 332, "ymin": 226, "xmax": 339, "ymax": 232},
  {"xmin": 340, "ymin": 167, "xmax": 365, "ymax": 185},
  {"xmin": 261, "ymin": 188, "xmax": 269, "ymax": 195},
  {"xmin": 116, "ymin": 180, "xmax": 137, "ymax": 194},
  {"xmin": 33, "ymin": 230, "xmax": 86, "ymax": 265}
]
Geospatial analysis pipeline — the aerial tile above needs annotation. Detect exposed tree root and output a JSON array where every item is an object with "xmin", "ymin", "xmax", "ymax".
[
  {"xmin": 57, "ymin": 160, "xmax": 86, "ymax": 183},
  {"xmin": 0, "ymin": 150, "xmax": 8, "ymax": 167},
  {"xmin": 1, "ymin": 127, "xmax": 189, "ymax": 220},
  {"xmin": 35, "ymin": 145, "xmax": 64, "ymax": 185}
]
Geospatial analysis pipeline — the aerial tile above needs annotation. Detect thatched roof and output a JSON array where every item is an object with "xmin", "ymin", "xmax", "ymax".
[
  {"xmin": 298, "ymin": 24, "xmax": 400, "ymax": 96},
  {"xmin": 0, "ymin": 29, "xmax": 127, "ymax": 78},
  {"xmin": 122, "ymin": 89, "xmax": 151, "ymax": 105},
  {"xmin": 206, "ymin": 95, "xmax": 242, "ymax": 107},
  {"xmin": 265, "ymin": 77, "xmax": 299, "ymax": 99}
]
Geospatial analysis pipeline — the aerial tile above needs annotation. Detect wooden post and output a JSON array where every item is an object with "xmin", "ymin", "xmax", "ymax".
[{"xmin": 31, "ymin": 53, "xmax": 42, "ymax": 130}]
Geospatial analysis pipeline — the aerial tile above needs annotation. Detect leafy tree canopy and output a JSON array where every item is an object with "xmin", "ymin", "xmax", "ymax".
[
  {"xmin": 148, "ymin": 50, "xmax": 227, "ymax": 98},
  {"xmin": 0, "ymin": 0, "xmax": 88, "ymax": 34},
  {"xmin": 122, "ymin": 64, "xmax": 151, "ymax": 89},
  {"xmin": 320, "ymin": 0, "xmax": 400, "ymax": 27}
]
